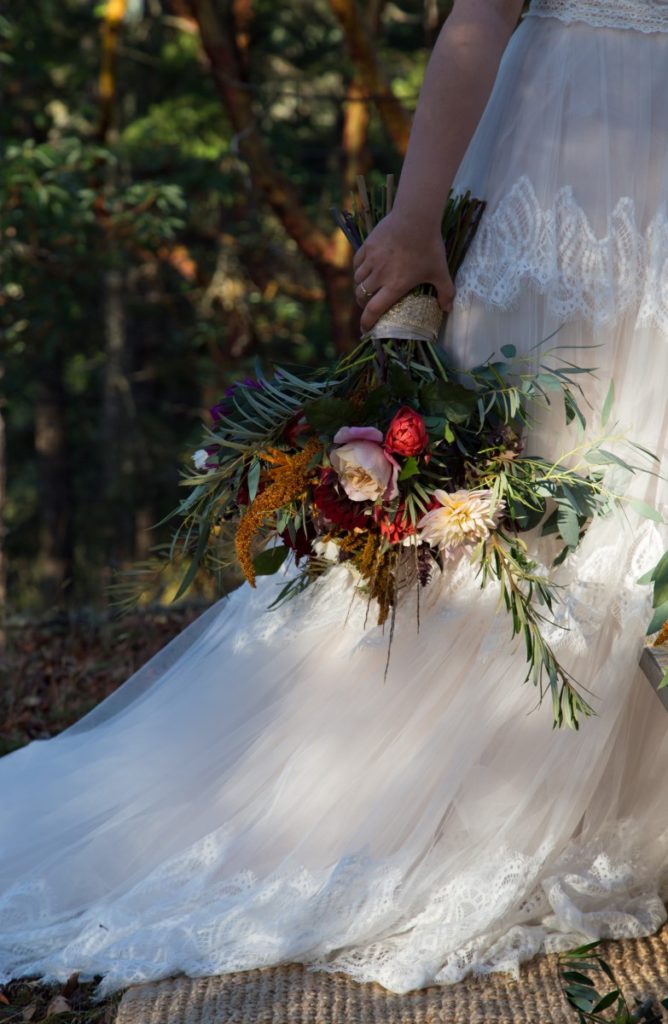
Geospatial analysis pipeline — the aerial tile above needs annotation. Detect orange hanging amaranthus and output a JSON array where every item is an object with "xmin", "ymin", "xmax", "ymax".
[{"xmin": 235, "ymin": 439, "xmax": 321, "ymax": 587}]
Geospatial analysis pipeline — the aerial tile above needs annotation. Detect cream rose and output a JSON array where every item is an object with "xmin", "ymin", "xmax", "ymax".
[
  {"xmin": 418, "ymin": 488, "xmax": 504, "ymax": 560},
  {"xmin": 330, "ymin": 426, "xmax": 399, "ymax": 502}
]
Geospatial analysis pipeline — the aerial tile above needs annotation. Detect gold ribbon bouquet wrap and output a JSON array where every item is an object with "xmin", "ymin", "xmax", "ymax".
[{"xmin": 367, "ymin": 292, "xmax": 445, "ymax": 344}]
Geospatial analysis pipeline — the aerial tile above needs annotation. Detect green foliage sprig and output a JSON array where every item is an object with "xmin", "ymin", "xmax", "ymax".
[
  {"xmin": 638, "ymin": 552, "xmax": 668, "ymax": 689},
  {"xmin": 560, "ymin": 942, "xmax": 668, "ymax": 1023}
]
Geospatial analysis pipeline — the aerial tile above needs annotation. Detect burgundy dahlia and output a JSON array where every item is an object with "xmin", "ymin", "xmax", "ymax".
[
  {"xmin": 312, "ymin": 469, "xmax": 370, "ymax": 531},
  {"xmin": 280, "ymin": 522, "xmax": 317, "ymax": 562}
]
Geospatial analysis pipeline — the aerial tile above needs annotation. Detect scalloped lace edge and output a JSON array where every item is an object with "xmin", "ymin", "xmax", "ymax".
[{"xmin": 454, "ymin": 176, "xmax": 668, "ymax": 336}]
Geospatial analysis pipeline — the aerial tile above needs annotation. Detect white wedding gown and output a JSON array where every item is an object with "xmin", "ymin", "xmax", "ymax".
[{"xmin": 2, "ymin": 0, "xmax": 668, "ymax": 999}]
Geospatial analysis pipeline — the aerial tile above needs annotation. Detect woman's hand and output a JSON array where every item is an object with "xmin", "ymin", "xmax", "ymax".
[{"xmin": 353, "ymin": 209, "xmax": 455, "ymax": 334}]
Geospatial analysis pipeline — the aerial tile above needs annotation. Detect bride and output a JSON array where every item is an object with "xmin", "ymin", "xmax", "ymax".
[{"xmin": 2, "ymin": 0, "xmax": 668, "ymax": 999}]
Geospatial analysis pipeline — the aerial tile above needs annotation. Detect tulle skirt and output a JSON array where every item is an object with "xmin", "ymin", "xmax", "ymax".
[
  {"xmin": 454, "ymin": 12, "xmax": 668, "ymax": 336},
  {"xmin": 1, "ymin": 9, "xmax": 667, "ymax": 999}
]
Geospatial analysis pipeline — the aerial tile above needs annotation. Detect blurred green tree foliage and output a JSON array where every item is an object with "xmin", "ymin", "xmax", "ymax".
[{"xmin": 0, "ymin": 0, "xmax": 453, "ymax": 613}]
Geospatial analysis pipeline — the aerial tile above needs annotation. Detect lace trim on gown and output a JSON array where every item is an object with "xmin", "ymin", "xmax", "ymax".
[
  {"xmin": 528, "ymin": 0, "xmax": 668, "ymax": 33},
  {"xmin": 454, "ymin": 176, "xmax": 668, "ymax": 334}
]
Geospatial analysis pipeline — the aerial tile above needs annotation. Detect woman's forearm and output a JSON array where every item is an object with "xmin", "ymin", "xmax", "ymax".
[
  {"xmin": 353, "ymin": 0, "xmax": 524, "ymax": 330},
  {"xmin": 392, "ymin": 0, "xmax": 524, "ymax": 230}
]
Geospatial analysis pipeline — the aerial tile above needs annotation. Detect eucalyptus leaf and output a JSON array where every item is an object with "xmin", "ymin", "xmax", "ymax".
[
  {"xmin": 591, "ymin": 989, "xmax": 621, "ymax": 1013},
  {"xmin": 508, "ymin": 495, "xmax": 546, "ymax": 531},
  {"xmin": 552, "ymin": 544, "xmax": 570, "ymax": 567},
  {"xmin": 654, "ymin": 550, "xmax": 668, "ymax": 580},
  {"xmin": 557, "ymin": 502, "xmax": 580, "ymax": 548},
  {"xmin": 647, "ymin": 600, "xmax": 668, "ymax": 636},
  {"xmin": 420, "ymin": 379, "xmax": 477, "ymax": 422},
  {"xmin": 558, "ymin": 481, "xmax": 593, "ymax": 519},
  {"xmin": 253, "ymin": 544, "xmax": 290, "ymax": 577},
  {"xmin": 267, "ymin": 575, "xmax": 304, "ymax": 610},
  {"xmin": 649, "ymin": 551, "xmax": 668, "ymax": 606},
  {"xmin": 584, "ymin": 448, "xmax": 632, "ymax": 470},
  {"xmin": 594, "ymin": 958, "xmax": 617, "ymax": 983},
  {"xmin": 653, "ymin": 575, "xmax": 668, "ymax": 609},
  {"xmin": 628, "ymin": 498, "xmax": 664, "ymax": 523},
  {"xmin": 247, "ymin": 459, "xmax": 261, "ymax": 502},
  {"xmin": 561, "ymin": 971, "xmax": 596, "ymax": 987},
  {"xmin": 565, "ymin": 991, "xmax": 597, "ymax": 1012},
  {"xmin": 173, "ymin": 525, "xmax": 210, "ymax": 601},
  {"xmin": 565, "ymin": 942, "xmax": 605, "ymax": 956},
  {"xmin": 536, "ymin": 372, "xmax": 565, "ymax": 392},
  {"xmin": 303, "ymin": 396, "xmax": 358, "ymax": 433},
  {"xmin": 564, "ymin": 389, "xmax": 586, "ymax": 429},
  {"xmin": 601, "ymin": 379, "xmax": 615, "ymax": 427},
  {"xmin": 541, "ymin": 507, "xmax": 560, "ymax": 536},
  {"xmin": 275, "ymin": 509, "xmax": 290, "ymax": 533},
  {"xmin": 642, "ymin": 550, "xmax": 668, "ymax": 586}
]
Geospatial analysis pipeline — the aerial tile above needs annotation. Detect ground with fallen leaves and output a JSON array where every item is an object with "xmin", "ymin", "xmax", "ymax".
[
  {"xmin": 0, "ymin": 975, "xmax": 122, "ymax": 1024},
  {"xmin": 1, "ymin": 604, "xmax": 206, "ymax": 1022},
  {"xmin": 1, "ymin": 605, "xmax": 204, "ymax": 756}
]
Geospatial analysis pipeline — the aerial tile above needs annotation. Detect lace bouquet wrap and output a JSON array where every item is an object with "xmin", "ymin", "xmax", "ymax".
[{"xmin": 167, "ymin": 177, "xmax": 666, "ymax": 728}]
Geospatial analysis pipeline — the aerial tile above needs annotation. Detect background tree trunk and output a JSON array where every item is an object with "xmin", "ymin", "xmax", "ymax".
[
  {"xmin": 327, "ymin": 0, "xmax": 411, "ymax": 155},
  {"xmin": 35, "ymin": 360, "xmax": 75, "ymax": 607},
  {"xmin": 187, "ymin": 0, "xmax": 398, "ymax": 353},
  {"xmin": 102, "ymin": 265, "xmax": 138, "ymax": 566},
  {"xmin": 0, "ymin": 362, "xmax": 7, "ymax": 644}
]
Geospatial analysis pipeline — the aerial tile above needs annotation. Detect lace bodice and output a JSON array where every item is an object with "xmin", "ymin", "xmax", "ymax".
[{"xmin": 528, "ymin": 0, "xmax": 668, "ymax": 32}]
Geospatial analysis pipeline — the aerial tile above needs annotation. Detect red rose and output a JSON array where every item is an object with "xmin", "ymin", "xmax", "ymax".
[
  {"xmin": 384, "ymin": 406, "xmax": 429, "ymax": 456},
  {"xmin": 312, "ymin": 469, "xmax": 369, "ymax": 531},
  {"xmin": 373, "ymin": 503, "xmax": 416, "ymax": 545}
]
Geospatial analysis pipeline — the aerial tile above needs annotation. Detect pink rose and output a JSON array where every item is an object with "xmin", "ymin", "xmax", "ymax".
[
  {"xmin": 333, "ymin": 425, "xmax": 384, "ymax": 445},
  {"xmin": 330, "ymin": 426, "xmax": 399, "ymax": 502}
]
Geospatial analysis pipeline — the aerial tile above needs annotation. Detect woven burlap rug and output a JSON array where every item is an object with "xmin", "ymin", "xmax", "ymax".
[
  {"xmin": 115, "ymin": 925, "xmax": 668, "ymax": 1024},
  {"xmin": 117, "ymin": 650, "xmax": 668, "ymax": 1023}
]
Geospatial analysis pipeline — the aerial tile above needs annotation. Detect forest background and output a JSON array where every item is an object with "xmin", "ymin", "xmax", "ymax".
[{"xmin": 1, "ymin": 0, "xmax": 484, "ymax": 619}]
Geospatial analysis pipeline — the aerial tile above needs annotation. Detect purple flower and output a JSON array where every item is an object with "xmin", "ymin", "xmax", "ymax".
[
  {"xmin": 210, "ymin": 400, "xmax": 230, "ymax": 423},
  {"xmin": 210, "ymin": 377, "xmax": 266, "ymax": 422}
]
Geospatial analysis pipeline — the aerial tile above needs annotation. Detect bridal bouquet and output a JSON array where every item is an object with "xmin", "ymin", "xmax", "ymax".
[{"xmin": 166, "ymin": 179, "xmax": 663, "ymax": 728}]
